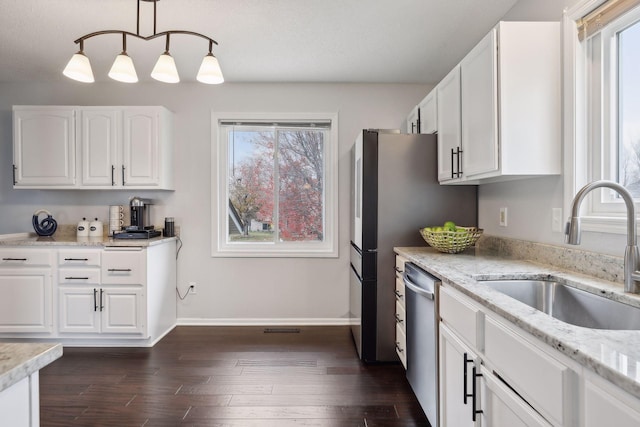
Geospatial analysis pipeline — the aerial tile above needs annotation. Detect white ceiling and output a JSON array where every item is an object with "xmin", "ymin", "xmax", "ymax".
[{"xmin": 0, "ymin": 0, "xmax": 521, "ymax": 85}]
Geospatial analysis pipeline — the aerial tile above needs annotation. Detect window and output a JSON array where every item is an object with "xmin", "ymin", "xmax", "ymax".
[
  {"xmin": 212, "ymin": 113, "xmax": 338, "ymax": 257},
  {"xmin": 566, "ymin": 1, "xmax": 640, "ymax": 233}
]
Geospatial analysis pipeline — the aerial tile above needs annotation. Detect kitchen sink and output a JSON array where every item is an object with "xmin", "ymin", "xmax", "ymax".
[{"xmin": 479, "ymin": 279, "xmax": 640, "ymax": 330}]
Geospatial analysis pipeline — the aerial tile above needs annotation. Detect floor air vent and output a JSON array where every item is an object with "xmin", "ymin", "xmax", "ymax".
[{"xmin": 263, "ymin": 328, "xmax": 301, "ymax": 333}]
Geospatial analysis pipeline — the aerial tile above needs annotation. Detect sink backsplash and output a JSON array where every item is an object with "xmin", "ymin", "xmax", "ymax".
[{"xmin": 476, "ymin": 235, "xmax": 624, "ymax": 284}]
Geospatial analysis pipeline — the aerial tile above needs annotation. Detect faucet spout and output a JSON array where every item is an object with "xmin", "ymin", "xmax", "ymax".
[{"xmin": 565, "ymin": 180, "xmax": 640, "ymax": 293}]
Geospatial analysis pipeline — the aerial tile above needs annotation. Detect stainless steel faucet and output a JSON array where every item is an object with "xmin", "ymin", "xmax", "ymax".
[{"xmin": 565, "ymin": 180, "xmax": 640, "ymax": 293}]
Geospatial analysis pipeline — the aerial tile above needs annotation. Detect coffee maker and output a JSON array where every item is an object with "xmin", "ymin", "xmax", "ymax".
[
  {"xmin": 113, "ymin": 197, "xmax": 161, "ymax": 239},
  {"xmin": 129, "ymin": 197, "xmax": 153, "ymax": 230}
]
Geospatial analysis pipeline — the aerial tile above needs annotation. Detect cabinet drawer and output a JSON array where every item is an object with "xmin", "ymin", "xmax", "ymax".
[
  {"xmin": 584, "ymin": 372, "xmax": 640, "ymax": 427},
  {"xmin": 484, "ymin": 316, "xmax": 571, "ymax": 426},
  {"xmin": 0, "ymin": 249, "xmax": 52, "ymax": 267},
  {"xmin": 395, "ymin": 323, "xmax": 407, "ymax": 368},
  {"xmin": 395, "ymin": 277, "xmax": 405, "ymax": 304},
  {"xmin": 439, "ymin": 285, "xmax": 482, "ymax": 349},
  {"xmin": 59, "ymin": 268, "xmax": 101, "ymax": 284},
  {"xmin": 481, "ymin": 365, "xmax": 552, "ymax": 427},
  {"xmin": 395, "ymin": 300, "xmax": 406, "ymax": 332},
  {"xmin": 395, "ymin": 255, "xmax": 408, "ymax": 274},
  {"xmin": 102, "ymin": 250, "xmax": 144, "ymax": 284},
  {"xmin": 58, "ymin": 250, "xmax": 101, "ymax": 267}
]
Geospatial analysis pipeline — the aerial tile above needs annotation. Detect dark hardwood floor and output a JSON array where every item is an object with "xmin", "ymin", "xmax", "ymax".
[{"xmin": 39, "ymin": 326, "xmax": 429, "ymax": 426}]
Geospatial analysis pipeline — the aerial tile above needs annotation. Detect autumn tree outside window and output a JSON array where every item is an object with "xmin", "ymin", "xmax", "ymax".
[{"xmin": 212, "ymin": 113, "xmax": 338, "ymax": 257}]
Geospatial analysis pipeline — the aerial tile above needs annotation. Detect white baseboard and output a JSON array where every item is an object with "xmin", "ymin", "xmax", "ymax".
[{"xmin": 177, "ymin": 318, "xmax": 356, "ymax": 326}]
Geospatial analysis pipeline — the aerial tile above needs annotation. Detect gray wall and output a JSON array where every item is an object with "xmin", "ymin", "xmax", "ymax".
[{"xmin": 0, "ymin": 81, "xmax": 430, "ymax": 323}]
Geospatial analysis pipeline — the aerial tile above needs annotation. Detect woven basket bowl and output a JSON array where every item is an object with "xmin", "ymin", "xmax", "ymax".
[{"xmin": 419, "ymin": 226, "xmax": 483, "ymax": 254}]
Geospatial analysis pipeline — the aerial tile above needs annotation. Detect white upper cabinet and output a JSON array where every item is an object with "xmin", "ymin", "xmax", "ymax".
[
  {"xmin": 418, "ymin": 89, "xmax": 437, "ymax": 134},
  {"xmin": 13, "ymin": 106, "xmax": 174, "ymax": 190},
  {"xmin": 122, "ymin": 107, "xmax": 172, "ymax": 188},
  {"xmin": 80, "ymin": 109, "xmax": 119, "ymax": 187},
  {"xmin": 406, "ymin": 105, "xmax": 420, "ymax": 134},
  {"xmin": 437, "ymin": 66, "xmax": 462, "ymax": 182},
  {"xmin": 13, "ymin": 107, "xmax": 76, "ymax": 187},
  {"xmin": 460, "ymin": 29, "xmax": 499, "ymax": 179},
  {"xmin": 438, "ymin": 21, "xmax": 561, "ymax": 184}
]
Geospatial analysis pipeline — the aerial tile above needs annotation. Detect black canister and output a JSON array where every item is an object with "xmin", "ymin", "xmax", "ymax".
[{"xmin": 164, "ymin": 217, "xmax": 175, "ymax": 237}]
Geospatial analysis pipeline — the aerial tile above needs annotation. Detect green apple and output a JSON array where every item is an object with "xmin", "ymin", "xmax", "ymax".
[{"xmin": 443, "ymin": 221, "xmax": 457, "ymax": 231}]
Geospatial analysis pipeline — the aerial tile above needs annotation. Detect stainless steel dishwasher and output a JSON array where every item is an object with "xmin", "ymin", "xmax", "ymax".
[{"xmin": 404, "ymin": 262, "xmax": 440, "ymax": 427}]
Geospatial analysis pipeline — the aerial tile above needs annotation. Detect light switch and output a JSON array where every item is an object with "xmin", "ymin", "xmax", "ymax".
[
  {"xmin": 499, "ymin": 207, "xmax": 508, "ymax": 227},
  {"xmin": 552, "ymin": 208, "xmax": 563, "ymax": 232}
]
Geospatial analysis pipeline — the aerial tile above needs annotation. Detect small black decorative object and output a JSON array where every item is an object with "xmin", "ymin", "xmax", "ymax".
[{"xmin": 32, "ymin": 209, "xmax": 58, "ymax": 237}]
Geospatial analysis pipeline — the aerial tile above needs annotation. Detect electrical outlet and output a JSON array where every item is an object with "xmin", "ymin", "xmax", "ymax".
[
  {"xmin": 499, "ymin": 207, "xmax": 508, "ymax": 227},
  {"xmin": 188, "ymin": 282, "xmax": 197, "ymax": 294},
  {"xmin": 552, "ymin": 208, "xmax": 563, "ymax": 233}
]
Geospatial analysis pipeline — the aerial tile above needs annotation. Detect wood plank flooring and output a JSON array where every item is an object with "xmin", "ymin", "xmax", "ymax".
[{"xmin": 39, "ymin": 326, "xmax": 430, "ymax": 426}]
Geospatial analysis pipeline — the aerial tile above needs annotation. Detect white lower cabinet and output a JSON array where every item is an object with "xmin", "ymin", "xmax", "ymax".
[
  {"xmin": 58, "ymin": 248, "xmax": 147, "ymax": 338},
  {"xmin": 439, "ymin": 324, "xmax": 480, "ymax": 427},
  {"xmin": 395, "ymin": 255, "xmax": 407, "ymax": 368},
  {"xmin": 0, "ymin": 243, "xmax": 176, "ymax": 345},
  {"xmin": 437, "ymin": 281, "xmax": 640, "ymax": 427},
  {"xmin": 583, "ymin": 370, "xmax": 640, "ymax": 427},
  {"xmin": 440, "ymin": 284, "xmax": 574, "ymax": 427},
  {"xmin": 58, "ymin": 286, "xmax": 100, "ymax": 334},
  {"xmin": 0, "ymin": 270, "xmax": 52, "ymax": 334},
  {"xmin": 0, "ymin": 373, "xmax": 39, "ymax": 427},
  {"xmin": 0, "ymin": 248, "xmax": 53, "ymax": 334},
  {"xmin": 481, "ymin": 365, "xmax": 551, "ymax": 427},
  {"xmin": 100, "ymin": 286, "xmax": 144, "ymax": 334}
]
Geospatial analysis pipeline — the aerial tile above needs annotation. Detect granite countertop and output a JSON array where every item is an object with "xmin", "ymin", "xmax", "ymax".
[
  {"xmin": 0, "ymin": 343, "xmax": 62, "ymax": 392},
  {"xmin": 0, "ymin": 232, "xmax": 177, "ymax": 247},
  {"xmin": 395, "ymin": 245, "xmax": 640, "ymax": 400}
]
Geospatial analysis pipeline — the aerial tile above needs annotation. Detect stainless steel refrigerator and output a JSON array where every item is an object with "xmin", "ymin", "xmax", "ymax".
[{"xmin": 349, "ymin": 129, "xmax": 477, "ymax": 363}]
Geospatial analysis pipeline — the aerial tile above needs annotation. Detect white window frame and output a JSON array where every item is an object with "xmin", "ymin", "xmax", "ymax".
[
  {"xmin": 211, "ymin": 112, "xmax": 339, "ymax": 258},
  {"xmin": 564, "ymin": 1, "xmax": 640, "ymax": 235}
]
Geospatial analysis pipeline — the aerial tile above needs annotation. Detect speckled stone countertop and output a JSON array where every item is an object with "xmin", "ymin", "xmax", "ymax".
[
  {"xmin": 0, "ymin": 230, "xmax": 177, "ymax": 247},
  {"xmin": 0, "ymin": 343, "xmax": 62, "ymax": 391},
  {"xmin": 395, "ymin": 244, "xmax": 640, "ymax": 400}
]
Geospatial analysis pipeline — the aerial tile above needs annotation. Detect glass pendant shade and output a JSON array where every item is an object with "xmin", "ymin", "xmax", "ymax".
[
  {"xmin": 63, "ymin": 52, "xmax": 95, "ymax": 83},
  {"xmin": 196, "ymin": 53, "xmax": 224, "ymax": 84},
  {"xmin": 108, "ymin": 53, "xmax": 138, "ymax": 83},
  {"xmin": 151, "ymin": 53, "xmax": 180, "ymax": 83}
]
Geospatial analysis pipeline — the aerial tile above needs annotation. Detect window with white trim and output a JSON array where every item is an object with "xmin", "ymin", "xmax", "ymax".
[
  {"xmin": 568, "ymin": 0, "xmax": 640, "ymax": 233},
  {"xmin": 211, "ymin": 113, "xmax": 338, "ymax": 257}
]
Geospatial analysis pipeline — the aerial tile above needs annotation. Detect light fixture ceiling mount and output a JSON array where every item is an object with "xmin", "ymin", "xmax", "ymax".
[{"xmin": 63, "ymin": 0, "xmax": 224, "ymax": 84}]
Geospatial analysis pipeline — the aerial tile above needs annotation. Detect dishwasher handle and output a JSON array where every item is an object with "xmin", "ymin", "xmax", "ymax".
[{"xmin": 403, "ymin": 276, "xmax": 434, "ymax": 300}]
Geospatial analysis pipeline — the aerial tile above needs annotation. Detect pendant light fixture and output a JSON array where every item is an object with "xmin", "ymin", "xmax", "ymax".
[
  {"xmin": 64, "ymin": 0, "xmax": 224, "ymax": 84},
  {"xmin": 108, "ymin": 34, "xmax": 138, "ymax": 83},
  {"xmin": 150, "ymin": 34, "xmax": 179, "ymax": 83},
  {"xmin": 63, "ymin": 40, "xmax": 95, "ymax": 83}
]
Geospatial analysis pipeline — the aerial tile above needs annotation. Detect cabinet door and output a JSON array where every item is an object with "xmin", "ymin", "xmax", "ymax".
[
  {"xmin": 481, "ymin": 366, "xmax": 552, "ymax": 427},
  {"xmin": 122, "ymin": 109, "xmax": 160, "ymax": 186},
  {"xmin": 436, "ymin": 66, "xmax": 462, "ymax": 182},
  {"xmin": 406, "ymin": 106, "xmax": 419, "ymax": 134},
  {"xmin": 13, "ymin": 108, "xmax": 76, "ymax": 187},
  {"xmin": 419, "ymin": 90, "xmax": 437, "ymax": 134},
  {"xmin": 439, "ymin": 323, "xmax": 480, "ymax": 427},
  {"xmin": 584, "ymin": 373, "xmax": 640, "ymax": 427},
  {"xmin": 79, "ymin": 109, "xmax": 120, "ymax": 186},
  {"xmin": 0, "ymin": 270, "xmax": 52, "ymax": 333},
  {"xmin": 461, "ymin": 29, "xmax": 499, "ymax": 178},
  {"xmin": 58, "ymin": 287, "xmax": 100, "ymax": 334},
  {"xmin": 100, "ymin": 287, "xmax": 145, "ymax": 335}
]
